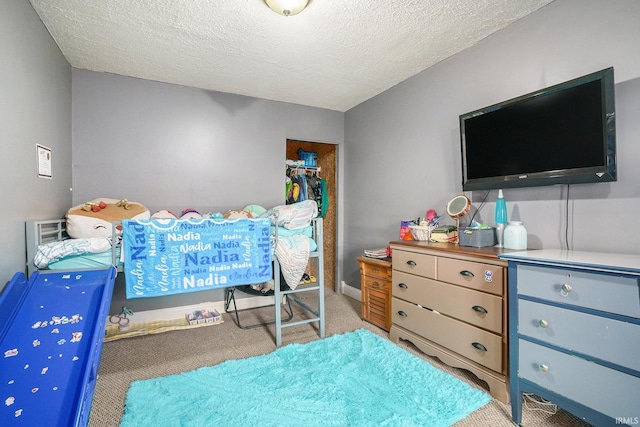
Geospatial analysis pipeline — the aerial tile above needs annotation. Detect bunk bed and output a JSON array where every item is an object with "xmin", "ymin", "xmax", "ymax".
[{"xmin": 23, "ymin": 202, "xmax": 325, "ymax": 347}]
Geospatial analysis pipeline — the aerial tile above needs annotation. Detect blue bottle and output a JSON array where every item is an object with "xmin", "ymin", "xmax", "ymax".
[{"xmin": 495, "ymin": 189, "xmax": 507, "ymax": 247}]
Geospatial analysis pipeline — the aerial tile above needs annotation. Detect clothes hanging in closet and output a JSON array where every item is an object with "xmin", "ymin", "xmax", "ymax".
[{"xmin": 286, "ymin": 167, "xmax": 328, "ymax": 217}]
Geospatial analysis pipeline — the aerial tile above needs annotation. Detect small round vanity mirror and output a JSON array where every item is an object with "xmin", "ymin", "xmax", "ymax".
[
  {"xmin": 446, "ymin": 195, "xmax": 471, "ymax": 219},
  {"xmin": 446, "ymin": 195, "xmax": 471, "ymax": 244}
]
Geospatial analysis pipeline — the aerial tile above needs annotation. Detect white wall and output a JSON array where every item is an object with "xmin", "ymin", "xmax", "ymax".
[
  {"xmin": 0, "ymin": 0, "xmax": 72, "ymax": 289},
  {"xmin": 343, "ymin": 0, "xmax": 640, "ymax": 288}
]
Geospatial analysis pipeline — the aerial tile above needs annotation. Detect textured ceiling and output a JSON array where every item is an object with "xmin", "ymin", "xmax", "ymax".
[{"xmin": 29, "ymin": 0, "xmax": 554, "ymax": 112}]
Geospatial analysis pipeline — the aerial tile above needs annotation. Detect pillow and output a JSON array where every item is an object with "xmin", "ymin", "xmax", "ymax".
[
  {"xmin": 261, "ymin": 200, "xmax": 318, "ymax": 230},
  {"xmin": 66, "ymin": 198, "xmax": 150, "ymax": 238},
  {"xmin": 34, "ymin": 237, "xmax": 112, "ymax": 268}
]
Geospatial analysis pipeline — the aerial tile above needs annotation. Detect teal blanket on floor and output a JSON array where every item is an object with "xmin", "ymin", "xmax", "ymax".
[{"xmin": 120, "ymin": 329, "xmax": 491, "ymax": 427}]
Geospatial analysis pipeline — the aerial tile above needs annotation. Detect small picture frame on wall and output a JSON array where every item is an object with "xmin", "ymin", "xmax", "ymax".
[{"xmin": 37, "ymin": 144, "xmax": 52, "ymax": 179}]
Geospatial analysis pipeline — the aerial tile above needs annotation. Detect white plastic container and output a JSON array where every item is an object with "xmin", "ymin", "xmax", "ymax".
[{"xmin": 503, "ymin": 221, "xmax": 527, "ymax": 250}]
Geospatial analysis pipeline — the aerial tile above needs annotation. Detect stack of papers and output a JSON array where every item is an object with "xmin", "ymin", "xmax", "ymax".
[{"xmin": 364, "ymin": 248, "xmax": 388, "ymax": 259}]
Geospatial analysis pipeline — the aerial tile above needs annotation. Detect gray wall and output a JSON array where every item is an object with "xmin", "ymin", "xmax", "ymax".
[
  {"xmin": 72, "ymin": 70, "xmax": 344, "ymax": 214},
  {"xmin": 72, "ymin": 70, "xmax": 344, "ymax": 312},
  {"xmin": 0, "ymin": 0, "xmax": 72, "ymax": 290},
  {"xmin": 344, "ymin": 0, "xmax": 640, "ymax": 288}
]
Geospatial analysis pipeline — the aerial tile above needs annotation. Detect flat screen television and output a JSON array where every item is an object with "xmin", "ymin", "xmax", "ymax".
[{"xmin": 459, "ymin": 67, "xmax": 616, "ymax": 191}]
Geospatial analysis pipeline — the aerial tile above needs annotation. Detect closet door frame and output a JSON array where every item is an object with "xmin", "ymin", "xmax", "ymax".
[{"xmin": 286, "ymin": 140, "xmax": 337, "ymax": 291}]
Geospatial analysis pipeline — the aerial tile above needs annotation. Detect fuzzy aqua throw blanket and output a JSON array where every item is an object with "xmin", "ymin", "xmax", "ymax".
[{"xmin": 120, "ymin": 329, "xmax": 491, "ymax": 426}]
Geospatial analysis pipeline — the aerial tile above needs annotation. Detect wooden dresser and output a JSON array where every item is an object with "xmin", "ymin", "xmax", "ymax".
[
  {"xmin": 501, "ymin": 250, "xmax": 640, "ymax": 426},
  {"xmin": 357, "ymin": 256, "xmax": 392, "ymax": 331},
  {"xmin": 389, "ymin": 241, "xmax": 512, "ymax": 403}
]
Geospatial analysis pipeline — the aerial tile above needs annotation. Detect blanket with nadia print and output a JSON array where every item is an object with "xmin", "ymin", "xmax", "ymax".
[{"xmin": 121, "ymin": 218, "xmax": 272, "ymax": 298}]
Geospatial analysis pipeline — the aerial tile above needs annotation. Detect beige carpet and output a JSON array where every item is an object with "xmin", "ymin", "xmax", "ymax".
[{"xmin": 89, "ymin": 290, "xmax": 592, "ymax": 427}]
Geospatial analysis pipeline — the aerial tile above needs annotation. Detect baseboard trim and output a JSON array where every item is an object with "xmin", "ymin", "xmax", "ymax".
[
  {"xmin": 341, "ymin": 281, "xmax": 361, "ymax": 301},
  {"xmin": 107, "ymin": 293, "xmax": 283, "ymax": 325}
]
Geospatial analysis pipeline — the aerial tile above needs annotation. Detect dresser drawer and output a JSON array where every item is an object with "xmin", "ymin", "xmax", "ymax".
[
  {"xmin": 361, "ymin": 261, "xmax": 391, "ymax": 281},
  {"xmin": 517, "ymin": 265, "xmax": 640, "ymax": 318},
  {"xmin": 437, "ymin": 257, "xmax": 504, "ymax": 296},
  {"xmin": 393, "ymin": 270, "xmax": 503, "ymax": 333},
  {"xmin": 519, "ymin": 299, "xmax": 640, "ymax": 372},
  {"xmin": 363, "ymin": 275, "xmax": 390, "ymax": 292},
  {"xmin": 518, "ymin": 339, "xmax": 640, "ymax": 419},
  {"xmin": 392, "ymin": 250, "xmax": 436, "ymax": 278},
  {"xmin": 392, "ymin": 297, "xmax": 503, "ymax": 371}
]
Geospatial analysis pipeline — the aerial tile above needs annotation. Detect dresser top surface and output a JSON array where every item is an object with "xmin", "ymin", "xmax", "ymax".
[
  {"xmin": 390, "ymin": 240, "xmax": 521, "ymax": 260},
  {"xmin": 357, "ymin": 256, "xmax": 392, "ymax": 267},
  {"xmin": 499, "ymin": 249, "xmax": 640, "ymax": 275}
]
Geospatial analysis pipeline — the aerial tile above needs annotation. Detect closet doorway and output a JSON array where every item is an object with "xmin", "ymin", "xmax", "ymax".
[{"xmin": 286, "ymin": 140, "xmax": 337, "ymax": 291}]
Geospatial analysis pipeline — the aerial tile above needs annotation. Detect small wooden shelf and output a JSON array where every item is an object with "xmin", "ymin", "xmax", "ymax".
[{"xmin": 357, "ymin": 256, "xmax": 392, "ymax": 331}]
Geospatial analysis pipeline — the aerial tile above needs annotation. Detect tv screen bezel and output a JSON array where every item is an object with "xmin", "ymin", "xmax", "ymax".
[{"xmin": 459, "ymin": 67, "xmax": 616, "ymax": 191}]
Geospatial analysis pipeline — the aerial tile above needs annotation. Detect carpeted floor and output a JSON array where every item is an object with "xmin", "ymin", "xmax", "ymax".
[{"xmin": 89, "ymin": 290, "xmax": 593, "ymax": 427}]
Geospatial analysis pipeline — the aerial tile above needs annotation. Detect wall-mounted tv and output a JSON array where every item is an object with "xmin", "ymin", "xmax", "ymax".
[{"xmin": 459, "ymin": 67, "xmax": 616, "ymax": 191}]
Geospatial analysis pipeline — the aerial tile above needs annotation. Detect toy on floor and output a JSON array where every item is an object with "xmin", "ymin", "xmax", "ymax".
[{"xmin": 109, "ymin": 306, "xmax": 133, "ymax": 331}]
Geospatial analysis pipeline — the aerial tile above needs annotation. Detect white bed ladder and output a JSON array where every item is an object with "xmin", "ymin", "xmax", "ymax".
[{"xmin": 273, "ymin": 217, "xmax": 325, "ymax": 347}]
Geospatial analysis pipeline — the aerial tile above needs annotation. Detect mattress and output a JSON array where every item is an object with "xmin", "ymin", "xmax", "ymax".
[{"xmin": 47, "ymin": 248, "xmax": 122, "ymax": 271}]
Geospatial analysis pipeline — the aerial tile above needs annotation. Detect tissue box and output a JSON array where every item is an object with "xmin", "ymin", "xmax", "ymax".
[{"xmin": 458, "ymin": 227, "xmax": 496, "ymax": 247}]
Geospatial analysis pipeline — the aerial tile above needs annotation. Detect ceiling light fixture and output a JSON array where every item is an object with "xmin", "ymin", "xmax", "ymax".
[{"xmin": 264, "ymin": 0, "xmax": 309, "ymax": 17}]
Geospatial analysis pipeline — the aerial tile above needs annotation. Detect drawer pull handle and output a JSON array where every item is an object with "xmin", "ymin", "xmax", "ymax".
[
  {"xmin": 538, "ymin": 363, "xmax": 549, "ymax": 373},
  {"xmin": 372, "ymin": 281, "xmax": 380, "ymax": 289},
  {"xmin": 538, "ymin": 319, "xmax": 549, "ymax": 328},
  {"xmin": 561, "ymin": 283, "xmax": 572, "ymax": 296},
  {"xmin": 398, "ymin": 283, "xmax": 408, "ymax": 289},
  {"xmin": 406, "ymin": 260, "xmax": 417, "ymax": 266},
  {"xmin": 471, "ymin": 342, "xmax": 487, "ymax": 352},
  {"xmin": 472, "ymin": 305, "xmax": 488, "ymax": 314},
  {"xmin": 460, "ymin": 270, "xmax": 475, "ymax": 277},
  {"xmin": 397, "ymin": 311, "xmax": 408, "ymax": 318}
]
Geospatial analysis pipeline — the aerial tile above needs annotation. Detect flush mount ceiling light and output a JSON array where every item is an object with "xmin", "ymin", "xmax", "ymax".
[{"xmin": 264, "ymin": 0, "xmax": 309, "ymax": 16}]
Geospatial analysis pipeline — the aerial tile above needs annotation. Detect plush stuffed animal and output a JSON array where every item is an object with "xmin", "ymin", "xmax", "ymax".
[
  {"xmin": 66, "ymin": 198, "xmax": 150, "ymax": 238},
  {"xmin": 180, "ymin": 208, "xmax": 202, "ymax": 220},
  {"xmin": 223, "ymin": 209, "xmax": 252, "ymax": 219},
  {"xmin": 243, "ymin": 205, "xmax": 267, "ymax": 218},
  {"xmin": 151, "ymin": 210, "xmax": 177, "ymax": 219},
  {"xmin": 203, "ymin": 212, "xmax": 223, "ymax": 219}
]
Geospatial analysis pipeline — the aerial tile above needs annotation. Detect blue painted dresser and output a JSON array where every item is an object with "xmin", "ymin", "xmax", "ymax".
[{"xmin": 500, "ymin": 250, "xmax": 640, "ymax": 426}]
